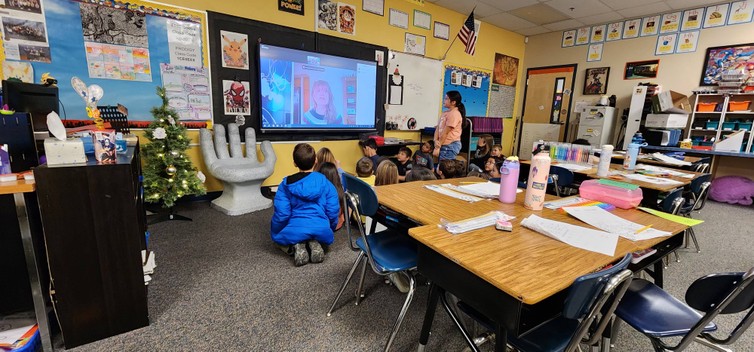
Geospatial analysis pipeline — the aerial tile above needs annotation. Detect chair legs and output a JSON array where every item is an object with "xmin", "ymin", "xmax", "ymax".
[
  {"xmin": 686, "ymin": 228, "xmax": 700, "ymax": 253},
  {"xmin": 355, "ymin": 257, "xmax": 368, "ymax": 305},
  {"xmin": 384, "ymin": 271, "xmax": 416, "ymax": 352},
  {"xmin": 327, "ymin": 251, "xmax": 365, "ymax": 316}
]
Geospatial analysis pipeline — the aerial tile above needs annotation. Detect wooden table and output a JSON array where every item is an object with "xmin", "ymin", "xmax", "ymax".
[
  {"xmin": 611, "ymin": 153, "xmax": 702, "ymax": 168},
  {"xmin": 375, "ymin": 177, "xmax": 688, "ymax": 351},
  {"xmin": 0, "ymin": 179, "xmax": 53, "ymax": 351},
  {"xmin": 574, "ymin": 165, "xmax": 702, "ymax": 192}
]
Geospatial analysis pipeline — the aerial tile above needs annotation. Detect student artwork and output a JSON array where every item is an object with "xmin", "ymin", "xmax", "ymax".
[
  {"xmin": 2, "ymin": 61, "xmax": 34, "ymax": 83},
  {"xmin": 562, "ymin": 29, "xmax": 576, "ymax": 47},
  {"xmin": 337, "ymin": 3, "xmax": 355, "ymax": 35},
  {"xmin": 71, "ymin": 76, "xmax": 105, "ymax": 129},
  {"xmin": 80, "ymin": 3, "xmax": 148, "ymax": 47},
  {"xmin": 575, "ymin": 27, "xmax": 589, "ymax": 45},
  {"xmin": 622, "ymin": 19, "xmax": 641, "ymax": 39},
  {"xmin": 680, "ymin": 8, "xmax": 704, "ymax": 31},
  {"xmin": 590, "ymin": 25, "xmax": 605, "ymax": 43},
  {"xmin": 223, "ymin": 80, "xmax": 251, "ymax": 116},
  {"xmin": 655, "ymin": 34, "xmax": 678, "ymax": 55},
  {"xmin": 704, "ymin": 4, "xmax": 730, "ymax": 28},
  {"xmin": 492, "ymin": 53, "xmax": 519, "ymax": 87},
  {"xmin": 318, "ymin": 0, "xmax": 338, "ymax": 31},
  {"xmin": 728, "ymin": 0, "xmax": 754, "ymax": 25},
  {"xmin": 220, "ymin": 30, "xmax": 249, "ymax": 70},
  {"xmin": 404, "ymin": 33, "xmax": 425, "ymax": 56},
  {"xmin": 640, "ymin": 15, "xmax": 660, "ymax": 36},
  {"xmin": 660, "ymin": 12, "xmax": 681, "ymax": 33},
  {"xmin": 606, "ymin": 22, "xmax": 622, "ymax": 41},
  {"xmin": 675, "ymin": 31, "xmax": 699, "ymax": 54}
]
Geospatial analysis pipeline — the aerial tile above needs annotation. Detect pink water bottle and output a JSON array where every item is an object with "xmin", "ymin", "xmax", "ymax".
[
  {"xmin": 524, "ymin": 148, "xmax": 552, "ymax": 210},
  {"xmin": 499, "ymin": 156, "xmax": 520, "ymax": 203}
]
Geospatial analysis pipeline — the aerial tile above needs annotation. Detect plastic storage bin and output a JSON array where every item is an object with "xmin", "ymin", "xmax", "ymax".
[
  {"xmin": 722, "ymin": 121, "xmax": 738, "ymax": 130},
  {"xmin": 739, "ymin": 121, "xmax": 753, "ymax": 131},
  {"xmin": 579, "ymin": 179, "xmax": 643, "ymax": 209},
  {"xmin": 696, "ymin": 102, "xmax": 718, "ymax": 112},
  {"xmin": 728, "ymin": 100, "xmax": 751, "ymax": 111},
  {"xmin": 705, "ymin": 120, "xmax": 719, "ymax": 129},
  {"xmin": 10, "ymin": 329, "xmax": 40, "ymax": 352}
]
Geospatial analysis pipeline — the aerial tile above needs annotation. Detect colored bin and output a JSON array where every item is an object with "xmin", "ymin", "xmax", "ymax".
[
  {"xmin": 696, "ymin": 102, "xmax": 718, "ymax": 112},
  {"xmin": 722, "ymin": 121, "xmax": 738, "ymax": 130},
  {"xmin": 739, "ymin": 121, "xmax": 753, "ymax": 131},
  {"xmin": 705, "ymin": 120, "xmax": 719, "ymax": 129},
  {"xmin": 729, "ymin": 100, "xmax": 751, "ymax": 111}
]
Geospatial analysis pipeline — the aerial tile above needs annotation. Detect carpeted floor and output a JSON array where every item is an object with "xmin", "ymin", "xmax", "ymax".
[{"xmin": 63, "ymin": 200, "xmax": 754, "ymax": 352}]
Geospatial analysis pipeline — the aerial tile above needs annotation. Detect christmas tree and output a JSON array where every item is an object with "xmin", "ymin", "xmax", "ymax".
[{"xmin": 142, "ymin": 87, "xmax": 206, "ymax": 208}]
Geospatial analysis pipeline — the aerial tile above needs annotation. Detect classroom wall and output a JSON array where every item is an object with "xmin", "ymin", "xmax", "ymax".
[
  {"xmin": 159, "ymin": 0, "xmax": 525, "ymax": 189},
  {"xmin": 521, "ymin": 19, "xmax": 754, "ymax": 127}
]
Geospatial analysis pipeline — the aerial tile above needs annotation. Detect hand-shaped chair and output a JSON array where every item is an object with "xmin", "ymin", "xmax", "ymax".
[{"xmin": 200, "ymin": 124, "xmax": 276, "ymax": 215}]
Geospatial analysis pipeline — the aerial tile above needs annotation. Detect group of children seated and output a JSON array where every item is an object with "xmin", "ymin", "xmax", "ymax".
[{"xmin": 271, "ymin": 135, "xmax": 505, "ymax": 267}]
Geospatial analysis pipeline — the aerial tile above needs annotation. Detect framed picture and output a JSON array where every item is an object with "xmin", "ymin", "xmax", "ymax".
[
  {"xmin": 413, "ymin": 10, "xmax": 431, "ymax": 29},
  {"xmin": 434, "ymin": 21, "xmax": 449, "ymax": 40},
  {"xmin": 584, "ymin": 67, "xmax": 610, "ymax": 95},
  {"xmin": 700, "ymin": 42, "xmax": 754, "ymax": 85},
  {"xmin": 624, "ymin": 60, "xmax": 659, "ymax": 79},
  {"xmin": 362, "ymin": 0, "xmax": 384, "ymax": 16},
  {"xmin": 389, "ymin": 8, "xmax": 408, "ymax": 29},
  {"xmin": 404, "ymin": 33, "xmax": 425, "ymax": 56}
]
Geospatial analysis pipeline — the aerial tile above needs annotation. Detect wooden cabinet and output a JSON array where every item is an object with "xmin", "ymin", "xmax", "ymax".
[
  {"xmin": 33, "ymin": 146, "xmax": 148, "ymax": 348},
  {"xmin": 688, "ymin": 93, "xmax": 754, "ymax": 153}
]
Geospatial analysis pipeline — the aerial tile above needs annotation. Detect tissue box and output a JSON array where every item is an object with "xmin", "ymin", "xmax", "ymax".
[{"xmin": 44, "ymin": 138, "xmax": 87, "ymax": 165}]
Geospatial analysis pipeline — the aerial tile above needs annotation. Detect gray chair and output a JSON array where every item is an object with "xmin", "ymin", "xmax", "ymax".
[{"xmin": 200, "ymin": 124, "xmax": 276, "ymax": 215}]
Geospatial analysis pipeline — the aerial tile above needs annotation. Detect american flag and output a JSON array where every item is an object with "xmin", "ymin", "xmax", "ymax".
[{"xmin": 457, "ymin": 11, "xmax": 477, "ymax": 55}]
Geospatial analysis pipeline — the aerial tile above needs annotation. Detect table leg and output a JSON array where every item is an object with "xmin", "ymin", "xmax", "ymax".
[
  {"xmin": 439, "ymin": 291, "xmax": 480, "ymax": 352},
  {"xmin": 417, "ymin": 283, "xmax": 440, "ymax": 352},
  {"xmin": 14, "ymin": 193, "xmax": 53, "ymax": 351},
  {"xmin": 653, "ymin": 260, "xmax": 664, "ymax": 288},
  {"xmin": 495, "ymin": 323, "xmax": 507, "ymax": 352}
]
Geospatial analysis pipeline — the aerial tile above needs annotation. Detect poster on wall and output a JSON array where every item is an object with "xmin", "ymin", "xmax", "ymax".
[
  {"xmin": 317, "ymin": 0, "xmax": 338, "ymax": 30},
  {"xmin": 623, "ymin": 19, "xmax": 641, "ymax": 39},
  {"xmin": 680, "ymin": 8, "xmax": 704, "ymax": 31},
  {"xmin": 219, "ymin": 30, "xmax": 249, "ymax": 70},
  {"xmin": 606, "ymin": 22, "xmax": 622, "ymax": 41},
  {"xmin": 278, "ymin": 0, "xmax": 304, "ymax": 15},
  {"xmin": 80, "ymin": 3, "xmax": 147, "ymax": 47},
  {"xmin": 84, "ymin": 42, "xmax": 152, "ymax": 81},
  {"xmin": 655, "ymin": 33, "xmax": 678, "ymax": 55},
  {"xmin": 587, "ymin": 43, "xmax": 603, "ymax": 62},
  {"xmin": 166, "ymin": 20, "xmax": 202, "ymax": 67},
  {"xmin": 2, "ymin": 61, "xmax": 34, "ymax": 83},
  {"xmin": 222, "ymin": 80, "xmax": 251, "ymax": 116},
  {"xmin": 584, "ymin": 67, "xmax": 609, "ymax": 95},
  {"xmin": 700, "ymin": 43, "xmax": 754, "ymax": 85},
  {"xmin": 728, "ymin": 0, "xmax": 754, "ymax": 25},
  {"xmin": 1, "ymin": 0, "xmax": 51, "ymax": 62},
  {"xmin": 590, "ymin": 24, "xmax": 605, "ymax": 43},
  {"xmin": 704, "ymin": 4, "xmax": 729, "ymax": 28},
  {"xmin": 640, "ymin": 15, "xmax": 659, "ymax": 36},
  {"xmin": 562, "ymin": 30, "xmax": 575, "ymax": 47},
  {"xmin": 659, "ymin": 12, "xmax": 681, "ymax": 33},
  {"xmin": 488, "ymin": 85, "xmax": 515, "ymax": 117},
  {"xmin": 443, "ymin": 65, "xmax": 490, "ymax": 117},
  {"xmin": 492, "ymin": 53, "xmax": 518, "ymax": 86},
  {"xmin": 675, "ymin": 31, "xmax": 699, "ymax": 54},
  {"xmin": 404, "ymin": 33, "xmax": 425, "ymax": 56},
  {"xmin": 160, "ymin": 64, "xmax": 212, "ymax": 120},
  {"xmin": 575, "ymin": 27, "xmax": 590, "ymax": 45},
  {"xmin": 338, "ymin": 3, "xmax": 356, "ymax": 34}
]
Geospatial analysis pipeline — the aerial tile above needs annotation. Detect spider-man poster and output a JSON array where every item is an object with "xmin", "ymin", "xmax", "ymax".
[{"xmin": 222, "ymin": 80, "xmax": 250, "ymax": 115}]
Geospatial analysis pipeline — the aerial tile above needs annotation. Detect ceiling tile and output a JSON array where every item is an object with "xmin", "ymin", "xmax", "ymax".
[
  {"xmin": 517, "ymin": 26, "xmax": 551, "ymax": 36},
  {"xmin": 617, "ymin": 2, "xmax": 671, "ymax": 18},
  {"xmin": 599, "ymin": 0, "xmax": 663, "ymax": 11},
  {"xmin": 433, "ymin": 0, "xmax": 501, "ymax": 18},
  {"xmin": 577, "ymin": 11, "xmax": 623, "ymax": 25},
  {"xmin": 542, "ymin": 19, "xmax": 584, "ymax": 31},
  {"xmin": 479, "ymin": 0, "xmax": 540, "ymax": 12},
  {"xmin": 544, "ymin": 0, "xmax": 613, "ymax": 18},
  {"xmin": 482, "ymin": 12, "xmax": 537, "ymax": 31},
  {"xmin": 665, "ymin": 0, "xmax": 719, "ymax": 10},
  {"xmin": 508, "ymin": 3, "xmax": 570, "ymax": 25}
]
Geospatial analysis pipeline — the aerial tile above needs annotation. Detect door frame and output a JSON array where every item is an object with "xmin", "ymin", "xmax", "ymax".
[{"xmin": 516, "ymin": 64, "xmax": 578, "ymax": 156}]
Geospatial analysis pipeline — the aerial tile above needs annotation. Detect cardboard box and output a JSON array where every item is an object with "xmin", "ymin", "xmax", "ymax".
[
  {"xmin": 714, "ymin": 130, "xmax": 745, "ymax": 152},
  {"xmin": 645, "ymin": 114, "xmax": 689, "ymax": 128},
  {"xmin": 653, "ymin": 90, "xmax": 692, "ymax": 114},
  {"xmin": 44, "ymin": 138, "xmax": 87, "ymax": 165}
]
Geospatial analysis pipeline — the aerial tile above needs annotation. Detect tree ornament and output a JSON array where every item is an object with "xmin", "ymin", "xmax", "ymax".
[
  {"xmin": 166, "ymin": 165, "xmax": 177, "ymax": 175},
  {"xmin": 153, "ymin": 127, "xmax": 167, "ymax": 139},
  {"xmin": 170, "ymin": 150, "xmax": 180, "ymax": 157}
]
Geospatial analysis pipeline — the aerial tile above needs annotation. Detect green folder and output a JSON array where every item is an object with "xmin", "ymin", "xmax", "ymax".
[{"xmin": 638, "ymin": 207, "xmax": 704, "ymax": 226}]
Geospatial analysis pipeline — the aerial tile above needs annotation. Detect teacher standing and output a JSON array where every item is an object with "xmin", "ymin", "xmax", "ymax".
[{"xmin": 433, "ymin": 90, "xmax": 465, "ymax": 162}]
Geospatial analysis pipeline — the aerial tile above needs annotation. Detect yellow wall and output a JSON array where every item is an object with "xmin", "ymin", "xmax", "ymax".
[
  {"xmin": 153, "ymin": 0, "xmax": 526, "ymax": 189},
  {"xmin": 522, "ymin": 20, "xmax": 754, "ymax": 135}
]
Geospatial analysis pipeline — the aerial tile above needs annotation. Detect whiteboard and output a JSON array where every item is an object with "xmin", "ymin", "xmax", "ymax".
[
  {"xmin": 385, "ymin": 52, "xmax": 444, "ymax": 130},
  {"xmin": 519, "ymin": 123, "xmax": 561, "ymax": 160}
]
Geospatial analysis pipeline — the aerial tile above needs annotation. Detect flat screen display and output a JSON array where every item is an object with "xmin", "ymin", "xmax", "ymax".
[{"xmin": 258, "ymin": 44, "xmax": 377, "ymax": 131}]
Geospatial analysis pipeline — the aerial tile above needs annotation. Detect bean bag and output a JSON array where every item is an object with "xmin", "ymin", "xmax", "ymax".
[{"xmin": 709, "ymin": 176, "xmax": 754, "ymax": 205}]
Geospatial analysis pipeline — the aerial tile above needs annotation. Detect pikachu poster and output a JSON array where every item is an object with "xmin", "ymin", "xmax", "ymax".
[{"xmin": 220, "ymin": 30, "xmax": 249, "ymax": 70}]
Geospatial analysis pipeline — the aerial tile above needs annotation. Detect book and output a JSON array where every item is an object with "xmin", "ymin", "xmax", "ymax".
[{"xmin": 631, "ymin": 248, "xmax": 657, "ymax": 264}]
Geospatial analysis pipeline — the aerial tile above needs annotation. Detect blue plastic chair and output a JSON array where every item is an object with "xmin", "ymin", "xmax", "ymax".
[
  {"xmin": 549, "ymin": 165, "xmax": 575, "ymax": 197},
  {"xmin": 615, "ymin": 267, "xmax": 754, "ymax": 351},
  {"xmin": 327, "ymin": 173, "xmax": 418, "ymax": 352},
  {"xmin": 457, "ymin": 254, "xmax": 634, "ymax": 352},
  {"xmin": 656, "ymin": 188, "xmax": 685, "ymax": 266},
  {"xmin": 678, "ymin": 173, "xmax": 712, "ymax": 254}
]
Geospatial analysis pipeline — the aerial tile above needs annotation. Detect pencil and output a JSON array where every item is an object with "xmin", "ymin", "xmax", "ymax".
[{"xmin": 635, "ymin": 224, "xmax": 653, "ymax": 234}]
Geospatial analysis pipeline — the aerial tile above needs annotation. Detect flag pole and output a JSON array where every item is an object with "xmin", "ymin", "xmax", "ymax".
[{"xmin": 440, "ymin": 5, "xmax": 476, "ymax": 61}]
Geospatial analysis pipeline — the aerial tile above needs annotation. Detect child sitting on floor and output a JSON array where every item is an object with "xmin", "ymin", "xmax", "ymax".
[
  {"xmin": 271, "ymin": 143, "xmax": 340, "ymax": 266},
  {"xmin": 413, "ymin": 140, "xmax": 435, "ymax": 171},
  {"xmin": 356, "ymin": 157, "xmax": 376, "ymax": 185},
  {"xmin": 393, "ymin": 147, "xmax": 413, "ymax": 182},
  {"xmin": 375, "ymin": 160, "xmax": 399, "ymax": 186}
]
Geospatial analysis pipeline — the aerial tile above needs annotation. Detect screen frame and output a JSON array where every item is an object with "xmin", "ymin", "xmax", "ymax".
[{"xmin": 256, "ymin": 43, "xmax": 379, "ymax": 133}]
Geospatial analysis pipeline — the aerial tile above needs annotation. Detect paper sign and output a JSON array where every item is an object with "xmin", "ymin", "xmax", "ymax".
[
  {"xmin": 676, "ymin": 31, "xmax": 699, "ymax": 54},
  {"xmin": 641, "ymin": 15, "xmax": 660, "ymax": 36},
  {"xmin": 587, "ymin": 43, "xmax": 603, "ymax": 62},
  {"xmin": 681, "ymin": 8, "xmax": 704, "ymax": 31},
  {"xmin": 704, "ymin": 4, "xmax": 729, "ymax": 28},
  {"xmin": 167, "ymin": 20, "xmax": 202, "ymax": 67},
  {"xmin": 575, "ymin": 27, "xmax": 590, "ymax": 45},
  {"xmin": 728, "ymin": 0, "xmax": 754, "ymax": 25},
  {"xmin": 660, "ymin": 11, "xmax": 681, "ymax": 33},
  {"xmin": 623, "ymin": 19, "xmax": 641, "ymax": 39},
  {"xmin": 590, "ymin": 24, "xmax": 606, "ymax": 43},
  {"xmin": 562, "ymin": 29, "xmax": 576, "ymax": 47},
  {"xmin": 656, "ymin": 33, "xmax": 678, "ymax": 55},
  {"xmin": 606, "ymin": 22, "xmax": 622, "ymax": 41}
]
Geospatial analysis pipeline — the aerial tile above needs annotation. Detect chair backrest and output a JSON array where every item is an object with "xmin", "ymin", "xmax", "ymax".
[
  {"xmin": 659, "ymin": 188, "xmax": 685, "ymax": 215},
  {"xmin": 689, "ymin": 174, "xmax": 712, "ymax": 195},
  {"xmin": 693, "ymin": 181, "xmax": 712, "ymax": 211},
  {"xmin": 342, "ymin": 173, "xmax": 379, "ymax": 217},
  {"xmin": 695, "ymin": 162, "xmax": 710, "ymax": 173},
  {"xmin": 564, "ymin": 254, "xmax": 634, "ymax": 350},
  {"xmin": 679, "ymin": 267, "xmax": 754, "ymax": 347},
  {"xmin": 549, "ymin": 165, "xmax": 575, "ymax": 197}
]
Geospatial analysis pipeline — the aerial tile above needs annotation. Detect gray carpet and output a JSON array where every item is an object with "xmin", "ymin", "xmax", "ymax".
[{"xmin": 64, "ymin": 200, "xmax": 754, "ymax": 352}]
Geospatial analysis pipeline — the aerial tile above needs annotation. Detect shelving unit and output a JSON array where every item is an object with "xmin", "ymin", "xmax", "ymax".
[{"xmin": 687, "ymin": 93, "xmax": 754, "ymax": 153}]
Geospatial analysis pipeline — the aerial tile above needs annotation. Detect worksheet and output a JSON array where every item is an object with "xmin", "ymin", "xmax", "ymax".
[
  {"xmin": 521, "ymin": 214, "xmax": 618, "ymax": 256},
  {"xmin": 563, "ymin": 206, "xmax": 671, "ymax": 241}
]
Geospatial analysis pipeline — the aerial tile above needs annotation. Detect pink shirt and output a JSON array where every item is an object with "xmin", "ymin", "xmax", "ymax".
[{"xmin": 437, "ymin": 108, "xmax": 462, "ymax": 145}]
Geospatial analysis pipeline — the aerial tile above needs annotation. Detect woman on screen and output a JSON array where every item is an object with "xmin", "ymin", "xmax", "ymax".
[{"xmin": 303, "ymin": 80, "xmax": 342, "ymax": 125}]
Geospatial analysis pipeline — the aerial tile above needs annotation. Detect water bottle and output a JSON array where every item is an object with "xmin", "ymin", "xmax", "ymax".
[
  {"xmin": 623, "ymin": 142, "xmax": 640, "ymax": 171},
  {"xmin": 597, "ymin": 144, "xmax": 613, "ymax": 177},
  {"xmin": 499, "ymin": 156, "xmax": 520, "ymax": 203},
  {"xmin": 524, "ymin": 148, "xmax": 551, "ymax": 211}
]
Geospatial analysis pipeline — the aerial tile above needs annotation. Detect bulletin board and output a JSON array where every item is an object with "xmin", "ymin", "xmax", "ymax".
[
  {"xmin": 385, "ymin": 51, "xmax": 443, "ymax": 130},
  {"xmin": 0, "ymin": 0, "xmax": 209, "ymax": 123},
  {"xmin": 442, "ymin": 64, "xmax": 490, "ymax": 117}
]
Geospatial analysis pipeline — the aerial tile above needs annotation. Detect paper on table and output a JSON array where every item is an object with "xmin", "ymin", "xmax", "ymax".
[
  {"xmin": 554, "ymin": 163, "xmax": 593, "ymax": 172},
  {"xmin": 450, "ymin": 182, "xmax": 521, "ymax": 198},
  {"xmin": 651, "ymin": 153, "xmax": 692, "ymax": 166},
  {"xmin": 563, "ymin": 206, "xmax": 671, "ymax": 241},
  {"xmin": 636, "ymin": 164, "xmax": 695, "ymax": 178},
  {"xmin": 638, "ymin": 207, "xmax": 705, "ymax": 226},
  {"xmin": 425, "ymin": 184, "xmax": 483, "ymax": 202},
  {"xmin": 621, "ymin": 173, "xmax": 684, "ymax": 186},
  {"xmin": 521, "ymin": 214, "xmax": 618, "ymax": 256},
  {"xmin": 442, "ymin": 211, "xmax": 515, "ymax": 235}
]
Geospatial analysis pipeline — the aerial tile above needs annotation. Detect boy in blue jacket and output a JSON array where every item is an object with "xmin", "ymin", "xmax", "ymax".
[{"xmin": 271, "ymin": 143, "xmax": 340, "ymax": 266}]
